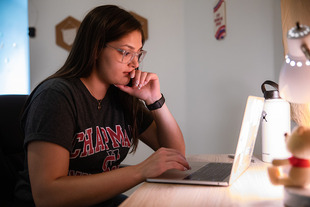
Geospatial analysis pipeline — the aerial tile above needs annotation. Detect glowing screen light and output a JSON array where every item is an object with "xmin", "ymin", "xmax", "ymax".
[{"xmin": 0, "ymin": 0, "xmax": 30, "ymax": 94}]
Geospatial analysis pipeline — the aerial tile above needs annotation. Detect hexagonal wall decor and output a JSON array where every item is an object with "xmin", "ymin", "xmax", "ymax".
[
  {"xmin": 129, "ymin": 12, "xmax": 148, "ymax": 41},
  {"xmin": 55, "ymin": 16, "xmax": 81, "ymax": 51}
]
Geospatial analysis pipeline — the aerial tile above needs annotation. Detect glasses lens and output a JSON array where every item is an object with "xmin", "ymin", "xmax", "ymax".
[
  {"xmin": 121, "ymin": 50, "xmax": 147, "ymax": 64},
  {"xmin": 138, "ymin": 51, "xmax": 146, "ymax": 63},
  {"xmin": 122, "ymin": 51, "xmax": 132, "ymax": 64}
]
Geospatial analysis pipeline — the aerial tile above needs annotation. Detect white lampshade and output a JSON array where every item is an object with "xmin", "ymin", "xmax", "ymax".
[{"xmin": 279, "ymin": 23, "xmax": 310, "ymax": 104}]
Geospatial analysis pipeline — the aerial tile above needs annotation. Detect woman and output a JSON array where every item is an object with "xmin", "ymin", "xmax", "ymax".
[{"xmin": 15, "ymin": 5, "xmax": 189, "ymax": 207}]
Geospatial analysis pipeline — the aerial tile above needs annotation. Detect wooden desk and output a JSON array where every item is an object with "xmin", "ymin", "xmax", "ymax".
[{"xmin": 120, "ymin": 154, "xmax": 285, "ymax": 207}]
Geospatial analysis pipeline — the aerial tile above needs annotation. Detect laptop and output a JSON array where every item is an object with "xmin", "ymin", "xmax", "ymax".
[{"xmin": 147, "ymin": 96, "xmax": 264, "ymax": 186}]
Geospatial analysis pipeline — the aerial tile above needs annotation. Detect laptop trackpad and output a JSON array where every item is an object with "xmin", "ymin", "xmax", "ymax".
[{"xmin": 154, "ymin": 162, "xmax": 210, "ymax": 180}]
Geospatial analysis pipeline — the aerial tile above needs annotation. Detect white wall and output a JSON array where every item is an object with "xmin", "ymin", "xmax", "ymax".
[
  {"xmin": 183, "ymin": 0, "xmax": 284, "ymax": 155},
  {"xmin": 28, "ymin": 0, "xmax": 283, "ymax": 164}
]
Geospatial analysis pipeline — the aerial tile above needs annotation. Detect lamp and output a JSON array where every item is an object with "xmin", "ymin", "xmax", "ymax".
[
  {"xmin": 278, "ymin": 22, "xmax": 310, "ymax": 207},
  {"xmin": 279, "ymin": 22, "xmax": 310, "ymax": 104}
]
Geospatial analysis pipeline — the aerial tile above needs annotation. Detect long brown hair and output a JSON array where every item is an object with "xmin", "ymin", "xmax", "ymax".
[
  {"xmin": 39, "ymin": 5, "xmax": 146, "ymax": 152},
  {"xmin": 49, "ymin": 5, "xmax": 145, "ymax": 79}
]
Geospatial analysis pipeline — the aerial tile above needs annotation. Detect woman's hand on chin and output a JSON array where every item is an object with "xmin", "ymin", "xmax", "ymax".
[{"xmin": 114, "ymin": 70, "xmax": 161, "ymax": 104}]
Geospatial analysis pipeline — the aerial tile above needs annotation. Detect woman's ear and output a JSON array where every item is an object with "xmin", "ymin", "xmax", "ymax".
[{"xmin": 94, "ymin": 43, "xmax": 104, "ymax": 60}]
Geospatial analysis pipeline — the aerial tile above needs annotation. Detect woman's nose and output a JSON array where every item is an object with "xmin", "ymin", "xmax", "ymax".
[{"xmin": 129, "ymin": 56, "xmax": 139, "ymax": 68}]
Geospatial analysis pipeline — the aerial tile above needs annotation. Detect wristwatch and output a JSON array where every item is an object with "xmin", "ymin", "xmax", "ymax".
[{"xmin": 146, "ymin": 94, "xmax": 165, "ymax": 111}]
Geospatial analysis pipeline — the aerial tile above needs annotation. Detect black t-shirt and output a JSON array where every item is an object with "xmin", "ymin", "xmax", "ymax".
[{"xmin": 15, "ymin": 78, "xmax": 153, "ymax": 203}]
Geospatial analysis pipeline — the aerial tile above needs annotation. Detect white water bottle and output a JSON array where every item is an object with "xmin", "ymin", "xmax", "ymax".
[{"xmin": 261, "ymin": 80, "xmax": 291, "ymax": 163}]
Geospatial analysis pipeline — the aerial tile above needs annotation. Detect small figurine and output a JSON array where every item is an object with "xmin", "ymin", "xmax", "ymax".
[{"xmin": 268, "ymin": 126, "xmax": 310, "ymax": 188}]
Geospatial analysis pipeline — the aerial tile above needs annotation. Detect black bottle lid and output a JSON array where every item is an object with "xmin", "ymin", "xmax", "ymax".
[{"xmin": 261, "ymin": 80, "xmax": 281, "ymax": 99}]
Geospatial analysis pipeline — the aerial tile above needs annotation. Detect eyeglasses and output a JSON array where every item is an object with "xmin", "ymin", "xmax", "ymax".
[{"xmin": 106, "ymin": 44, "xmax": 147, "ymax": 64}]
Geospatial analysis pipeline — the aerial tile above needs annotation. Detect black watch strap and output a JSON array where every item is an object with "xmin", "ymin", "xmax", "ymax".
[{"xmin": 146, "ymin": 94, "xmax": 165, "ymax": 111}]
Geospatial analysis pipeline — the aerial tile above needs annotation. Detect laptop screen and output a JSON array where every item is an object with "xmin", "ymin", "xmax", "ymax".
[{"xmin": 229, "ymin": 96, "xmax": 264, "ymax": 184}]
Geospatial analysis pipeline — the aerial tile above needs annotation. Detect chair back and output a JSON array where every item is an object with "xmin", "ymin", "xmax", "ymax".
[{"xmin": 0, "ymin": 95, "xmax": 28, "ymax": 201}]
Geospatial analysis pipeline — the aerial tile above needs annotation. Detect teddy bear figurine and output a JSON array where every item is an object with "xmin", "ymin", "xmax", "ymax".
[{"xmin": 268, "ymin": 126, "xmax": 310, "ymax": 188}]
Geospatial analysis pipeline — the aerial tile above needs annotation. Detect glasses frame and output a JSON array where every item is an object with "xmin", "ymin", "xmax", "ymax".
[{"xmin": 106, "ymin": 44, "xmax": 147, "ymax": 64}]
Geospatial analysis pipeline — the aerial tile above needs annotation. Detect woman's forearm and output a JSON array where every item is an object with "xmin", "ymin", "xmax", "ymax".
[
  {"xmin": 32, "ymin": 165, "xmax": 144, "ymax": 207},
  {"xmin": 150, "ymin": 103, "xmax": 185, "ymax": 155},
  {"xmin": 28, "ymin": 141, "xmax": 144, "ymax": 207}
]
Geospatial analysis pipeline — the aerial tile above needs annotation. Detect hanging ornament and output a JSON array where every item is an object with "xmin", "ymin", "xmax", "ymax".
[
  {"xmin": 55, "ymin": 16, "xmax": 81, "ymax": 51},
  {"xmin": 214, "ymin": 0, "xmax": 226, "ymax": 40}
]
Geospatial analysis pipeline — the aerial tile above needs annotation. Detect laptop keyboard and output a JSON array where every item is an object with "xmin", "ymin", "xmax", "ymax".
[{"xmin": 184, "ymin": 162, "xmax": 233, "ymax": 181}]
